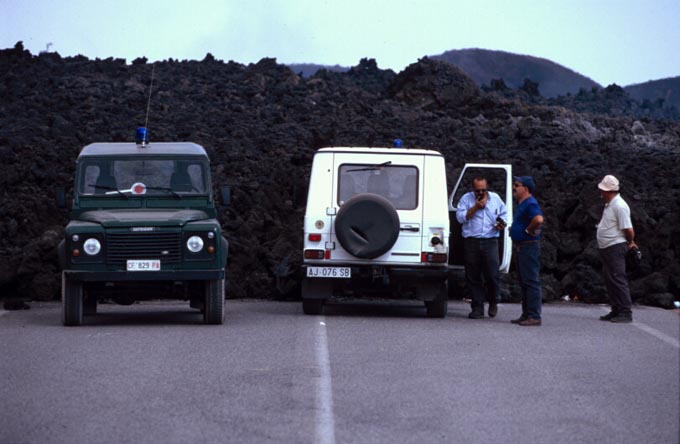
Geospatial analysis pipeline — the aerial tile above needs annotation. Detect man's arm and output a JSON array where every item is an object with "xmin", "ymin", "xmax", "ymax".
[
  {"xmin": 526, "ymin": 215, "xmax": 544, "ymax": 237},
  {"xmin": 465, "ymin": 193, "xmax": 488, "ymax": 221},
  {"xmin": 617, "ymin": 205, "xmax": 637, "ymax": 249},
  {"xmin": 623, "ymin": 227, "xmax": 637, "ymax": 249},
  {"xmin": 455, "ymin": 193, "xmax": 473, "ymax": 224}
]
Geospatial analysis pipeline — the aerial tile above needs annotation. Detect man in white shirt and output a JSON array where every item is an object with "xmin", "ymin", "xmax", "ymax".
[
  {"xmin": 456, "ymin": 177, "xmax": 508, "ymax": 319},
  {"xmin": 596, "ymin": 175, "xmax": 637, "ymax": 323}
]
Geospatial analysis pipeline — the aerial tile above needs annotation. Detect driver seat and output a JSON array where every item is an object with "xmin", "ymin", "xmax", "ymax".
[{"xmin": 171, "ymin": 169, "xmax": 193, "ymax": 192}]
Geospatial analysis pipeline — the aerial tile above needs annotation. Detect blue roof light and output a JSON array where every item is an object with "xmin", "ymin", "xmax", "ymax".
[
  {"xmin": 135, "ymin": 127, "xmax": 149, "ymax": 145},
  {"xmin": 393, "ymin": 138, "xmax": 404, "ymax": 148}
]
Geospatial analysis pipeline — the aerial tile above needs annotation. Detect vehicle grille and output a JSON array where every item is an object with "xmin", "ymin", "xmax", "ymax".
[{"xmin": 106, "ymin": 231, "xmax": 182, "ymax": 266}]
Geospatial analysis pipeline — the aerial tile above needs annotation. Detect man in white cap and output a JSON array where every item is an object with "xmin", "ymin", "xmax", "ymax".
[{"xmin": 597, "ymin": 174, "xmax": 637, "ymax": 323}]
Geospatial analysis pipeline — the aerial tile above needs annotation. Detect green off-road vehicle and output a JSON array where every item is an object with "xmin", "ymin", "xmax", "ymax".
[{"xmin": 57, "ymin": 132, "xmax": 230, "ymax": 325}]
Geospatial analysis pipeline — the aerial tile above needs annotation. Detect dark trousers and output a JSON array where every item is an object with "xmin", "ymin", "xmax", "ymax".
[
  {"xmin": 599, "ymin": 242, "xmax": 632, "ymax": 314},
  {"xmin": 516, "ymin": 241, "xmax": 542, "ymax": 320},
  {"xmin": 464, "ymin": 237, "xmax": 500, "ymax": 313}
]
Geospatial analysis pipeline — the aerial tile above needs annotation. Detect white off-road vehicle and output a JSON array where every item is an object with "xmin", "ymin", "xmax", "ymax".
[{"xmin": 301, "ymin": 145, "xmax": 513, "ymax": 317}]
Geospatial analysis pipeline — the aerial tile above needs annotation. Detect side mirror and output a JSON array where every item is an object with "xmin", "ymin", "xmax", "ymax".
[
  {"xmin": 56, "ymin": 188, "xmax": 67, "ymax": 209},
  {"xmin": 220, "ymin": 186, "xmax": 232, "ymax": 206}
]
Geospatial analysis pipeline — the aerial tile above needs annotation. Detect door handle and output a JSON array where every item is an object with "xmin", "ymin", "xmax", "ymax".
[{"xmin": 400, "ymin": 226, "xmax": 420, "ymax": 232}]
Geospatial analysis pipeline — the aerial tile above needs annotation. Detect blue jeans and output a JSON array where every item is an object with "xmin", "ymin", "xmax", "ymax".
[{"xmin": 516, "ymin": 241, "xmax": 542, "ymax": 320}]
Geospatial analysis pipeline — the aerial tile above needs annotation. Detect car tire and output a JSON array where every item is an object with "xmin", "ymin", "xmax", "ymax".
[
  {"xmin": 204, "ymin": 279, "xmax": 225, "ymax": 325},
  {"xmin": 424, "ymin": 282, "xmax": 448, "ymax": 318},
  {"xmin": 62, "ymin": 273, "xmax": 83, "ymax": 326},
  {"xmin": 335, "ymin": 194, "xmax": 400, "ymax": 259}
]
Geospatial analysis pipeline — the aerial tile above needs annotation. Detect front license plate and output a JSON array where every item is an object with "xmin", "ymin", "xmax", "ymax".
[
  {"xmin": 127, "ymin": 259, "xmax": 161, "ymax": 271},
  {"xmin": 306, "ymin": 267, "xmax": 351, "ymax": 278}
]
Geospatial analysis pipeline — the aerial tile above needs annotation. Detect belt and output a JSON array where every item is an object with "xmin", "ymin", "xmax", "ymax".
[
  {"xmin": 464, "ymin": 237, "xmax": 498, "ymax": 241},
  {"xmin": 515, "ymin": 240, "xmax": 539, "ymax": 244}
]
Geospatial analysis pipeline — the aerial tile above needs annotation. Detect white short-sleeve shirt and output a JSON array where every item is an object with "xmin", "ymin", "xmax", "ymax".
[{"xmin": 597, "ymin": 194, "xmax": 633, "ymax": 249}]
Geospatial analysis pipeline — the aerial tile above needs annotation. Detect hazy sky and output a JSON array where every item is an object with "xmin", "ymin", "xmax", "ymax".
[{"xmin": 2, "ymin": 0, "xmax": 679, "ymax": 86}]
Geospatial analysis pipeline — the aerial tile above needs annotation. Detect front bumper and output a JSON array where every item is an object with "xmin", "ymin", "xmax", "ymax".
[{"xmin": 64, "ymin": 269, "xmax": 225, "ymax": 282}]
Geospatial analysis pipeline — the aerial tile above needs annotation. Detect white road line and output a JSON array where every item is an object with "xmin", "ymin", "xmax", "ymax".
[
  {"xmin": 633, "ymin": 321, "xmax": 680, "ymax": 349},
  {"xmin": 315, "ymin": 319, "xmax": 336, "ymax": 444},
  {"xmin": 600, "ymin": 307, "xmax": 679, "ymax": 349}
]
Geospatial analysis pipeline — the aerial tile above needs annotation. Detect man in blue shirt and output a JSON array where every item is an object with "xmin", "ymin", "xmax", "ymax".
[
  {"xmin": 456, "ymin": 177, "xmax": 508, "ymax": 319},
  {"xmin": 509, "ymin": 176, "xmax": 544, "ymax": 326}
]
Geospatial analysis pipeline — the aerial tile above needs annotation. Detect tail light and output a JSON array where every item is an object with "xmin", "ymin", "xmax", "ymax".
[
  {"xmin": 308, "ymin": 233, "xmax": 322, "ymax": 242},
  {"xmin": 422, "ymin": 252, "xmax": 447, "ymax": 263},
  {"xmin": 304, "ymin": 249, "xmax": 325, "ymax": 259}
]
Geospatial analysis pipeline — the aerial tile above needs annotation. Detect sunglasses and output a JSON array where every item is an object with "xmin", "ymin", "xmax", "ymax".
[
  {"xmin": 474, "ymin": 189, "xmax": 487, "ymax": 193},
  {"xmin": 513, "ymin": 183, "xmax": 525, "ymax": 189}
]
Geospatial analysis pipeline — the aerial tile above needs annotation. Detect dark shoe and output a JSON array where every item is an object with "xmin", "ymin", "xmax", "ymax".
[
  {"xmin": 518, "ymin": 318, "xmax": 542, "ymax": 326},
  {"xmin": 610, "ymin": 314, "xmax": 632, "ymax": 323},
  {"xmin": 599, "ymin": 311, "xmax": 618, "ymax": 321},
  {"xmin": 488, "ymin": 304, "xmax": 498, "ymax": 318},
  {"xmin": 468, "ymin": 311, "xmax": 484, "ymax": 319},
  {"xmin": 511, "ymin": 316, "xmax": 527, "ymax": 324}
]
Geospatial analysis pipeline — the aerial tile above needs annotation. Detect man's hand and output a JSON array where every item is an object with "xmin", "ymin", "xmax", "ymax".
[{"xmin": 474, "ymin": 192, "xmax": 488, "ymax": 209}]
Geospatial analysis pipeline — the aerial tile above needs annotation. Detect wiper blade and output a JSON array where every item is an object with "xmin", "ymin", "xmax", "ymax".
[
  {"xmin": 146, "ymin": 186, "xmax": 183, "ymax": 199},
  {"xmin": 346, "ymin": 161, "xmax": 392, "ymax": 172}
]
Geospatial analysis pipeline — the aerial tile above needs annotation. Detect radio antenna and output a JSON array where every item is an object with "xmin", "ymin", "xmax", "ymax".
[{"xmin": 143, "ymin": 63, "xmax": 155, "ymax": 131}]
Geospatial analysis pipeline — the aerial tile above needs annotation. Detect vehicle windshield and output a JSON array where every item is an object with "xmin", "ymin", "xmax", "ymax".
[
  {"xmin": 338, "ymin": 164, "xmax": 418, "ymax": 210},
  {"xmin": 78, "ymin": 157, "xmax": 208, "ymax": 196}
]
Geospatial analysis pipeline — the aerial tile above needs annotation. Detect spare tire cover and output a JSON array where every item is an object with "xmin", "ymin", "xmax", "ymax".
[{"xmin": 335, "ymin": 194, "xmax": 400, "ymax": 259}]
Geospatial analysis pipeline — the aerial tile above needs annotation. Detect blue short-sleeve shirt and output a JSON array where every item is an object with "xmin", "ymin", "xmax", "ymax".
[{"xmin": 510, "ymin": 196, "xmax": 543, "ymax": 241}]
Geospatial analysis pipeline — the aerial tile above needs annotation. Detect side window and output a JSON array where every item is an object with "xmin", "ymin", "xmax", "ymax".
[
  {"xmin": 451, "ymin": 168, "xmax": 508, "ymax": 209},
  {"xmin": 338, "ymin": 164, "xmax": 418, "ymax": 210}
]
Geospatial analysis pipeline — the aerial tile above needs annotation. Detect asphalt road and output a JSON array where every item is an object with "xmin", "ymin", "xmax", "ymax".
[{"xmin": 1, "ymin": 300, "xmax": 678, "ymax": 444}]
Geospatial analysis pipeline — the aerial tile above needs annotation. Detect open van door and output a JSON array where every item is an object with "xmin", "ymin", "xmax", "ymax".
[{"xmin": 448, "ymin": 164, "xmax": 513, "ymax": 273}]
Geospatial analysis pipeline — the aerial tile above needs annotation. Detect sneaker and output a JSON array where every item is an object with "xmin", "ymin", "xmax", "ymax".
[
  {"xmin": 511, "ymin": 316, "xmax": 527, "ymax": 324},
  {"xmin": 610, "ymin": 314, "xmax": 632, "ymax": 323},
  {"xmin": 518, "ymin": 318, "xmax": 542, "ymax": 326},
  {"xmin": 468, "ymin": 311, "xmax": 484, "ymax": 319},
  {"xmin": 488, "ymin": 304, "xmax": 498, "ymax": 318},
  {"xmin": 599, "ymin": 311, "xmax": 618, "ymax": 321}
]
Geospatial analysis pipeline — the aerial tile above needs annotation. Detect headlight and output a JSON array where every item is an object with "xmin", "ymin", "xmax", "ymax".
[
  {"xmin": 187, "ymin": 236, "xmax": 204, "ymax": 253},
  {"xmin": 83, "ymin": 238, "xmax": 101, "ymax": 256}
]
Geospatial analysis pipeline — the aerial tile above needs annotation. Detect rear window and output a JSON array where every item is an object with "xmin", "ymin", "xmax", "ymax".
[{"xmin": 338, "ymin": 164, "xmax": 419, "ymax": 210}]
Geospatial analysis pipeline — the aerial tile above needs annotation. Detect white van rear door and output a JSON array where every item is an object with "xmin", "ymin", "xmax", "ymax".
[
  {"xmin": 448, "ymin": 164, "xmax": 513, "ymax": 273},
  {"xmin": 331, "ymin": 152, "xmax": 424, "ymax": 263}
]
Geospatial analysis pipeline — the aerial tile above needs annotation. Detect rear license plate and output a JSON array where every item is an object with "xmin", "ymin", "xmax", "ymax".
[
  {"xmin": 306, "ymin": 266, "xmax": 351, "ymax": 278},
  {"xmin": 127, "ymin": 259, "xmax": 161, "ymax": 271}
]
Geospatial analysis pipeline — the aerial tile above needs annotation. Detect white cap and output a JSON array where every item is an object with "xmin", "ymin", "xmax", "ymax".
[{"xmin": 598, "ymin": 175, "xmax": 620, "ymax": 192}]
